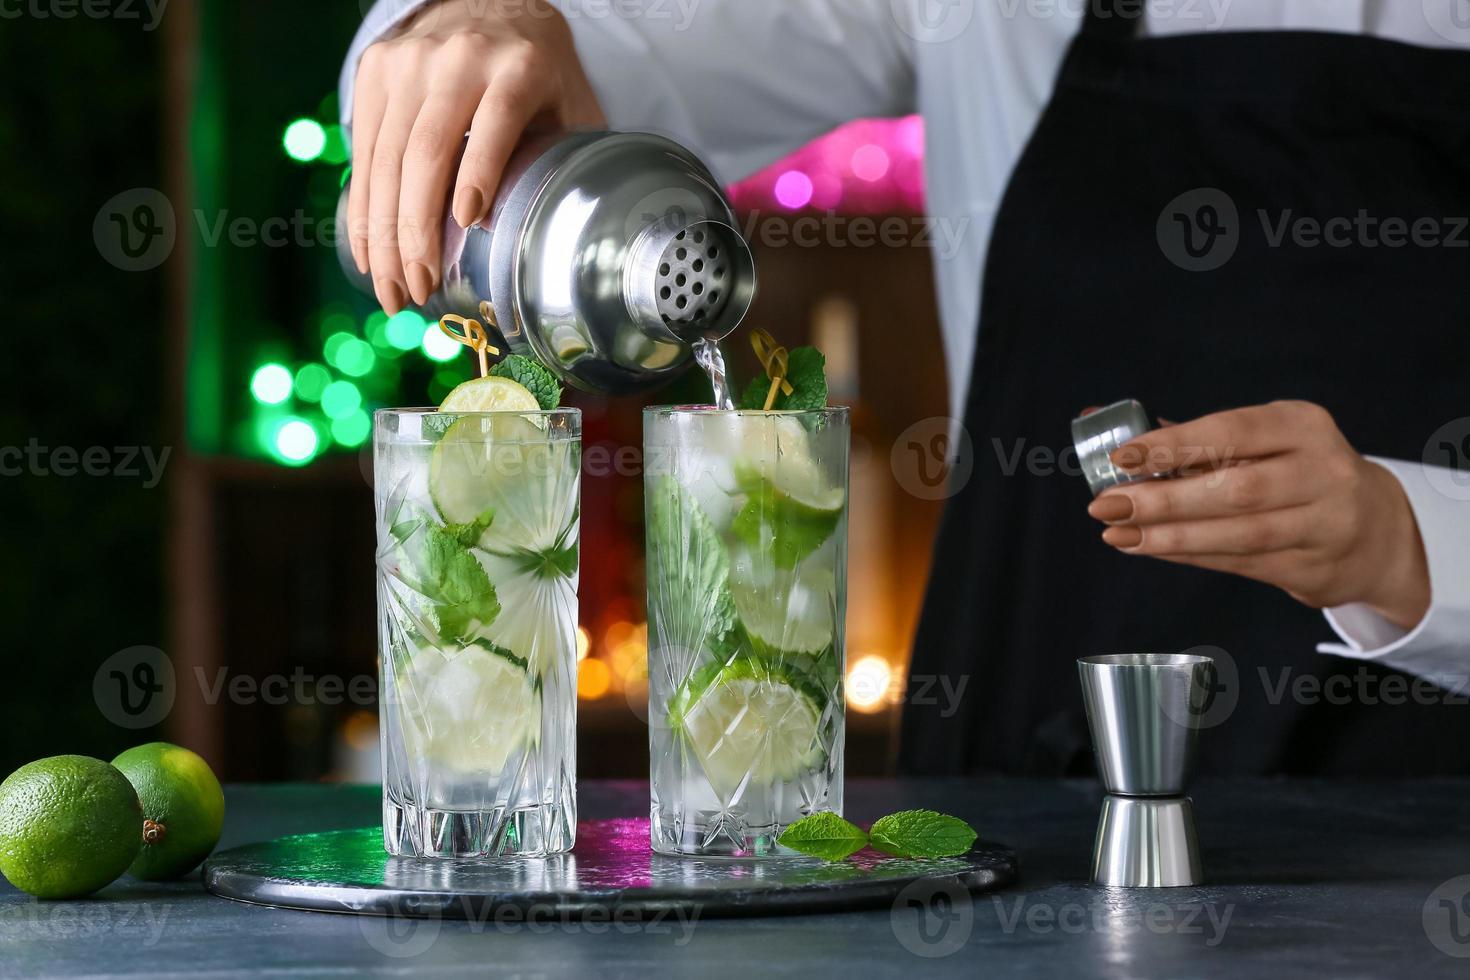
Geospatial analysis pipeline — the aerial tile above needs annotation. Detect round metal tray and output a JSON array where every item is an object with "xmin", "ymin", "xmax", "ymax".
[{"xmin": 204, "ymin": 820, "xmax": 1017, "ymax": 920}]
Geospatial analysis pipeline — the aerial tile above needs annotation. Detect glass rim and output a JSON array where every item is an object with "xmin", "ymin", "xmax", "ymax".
[
  {"xmin": 642, "ymin": 405, "xmax": 850, "ymax": 418},
  {"xmin": 375, "ymin": 406, "xmax": 582, "ymax": 419}
]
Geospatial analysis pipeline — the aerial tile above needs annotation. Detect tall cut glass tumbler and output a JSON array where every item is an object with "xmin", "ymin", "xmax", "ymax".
[
  {"xmin": 374, "ymin": 408, "xmax": 581, "ymax": 857},
  {"xmin": 644, "ymin": 407, "xmax": 849, "ymax": 856}
]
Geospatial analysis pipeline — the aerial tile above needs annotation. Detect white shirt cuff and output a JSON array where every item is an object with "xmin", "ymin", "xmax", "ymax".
[{"xmin": 1318, "ymin": 457, "xmax": 1470, "ymax": 690}]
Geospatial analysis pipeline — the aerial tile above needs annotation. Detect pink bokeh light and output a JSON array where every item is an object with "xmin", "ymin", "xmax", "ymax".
[
  {"xmin": 727, "ymin": 116, "xmax": 925, "ymax": 215},
  {"xmin": 773, "ymin": 170, "xmax": 814, "ymax": 209}
]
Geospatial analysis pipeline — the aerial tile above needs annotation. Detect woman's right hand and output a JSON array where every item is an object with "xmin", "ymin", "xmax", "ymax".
[{"xmin": 349, "ymin": 0, "xmax": 605, "ymax": 313}]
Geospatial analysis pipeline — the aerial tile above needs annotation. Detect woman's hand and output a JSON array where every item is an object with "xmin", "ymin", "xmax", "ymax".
[
  {"xmin": 1086, "ymin": 400, "xmax": 1431, "ymax": 630},
  {"xmin": 349, "ymin": 0, "xmax": 604, "ymax": 313}
]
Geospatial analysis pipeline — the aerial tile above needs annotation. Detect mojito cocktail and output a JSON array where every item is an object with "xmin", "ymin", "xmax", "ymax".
[
  {"xmin": 375, "ymin": 406, "xmax": 580, "ymax": 857},
  {"xmin": 644, "ymin": 407, "xmax": 849, "ymax": 856}
]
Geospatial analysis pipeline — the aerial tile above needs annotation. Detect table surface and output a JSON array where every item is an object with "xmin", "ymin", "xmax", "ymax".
[{"xmin": 3, "ymin": 778, "xmax": 1469, "ymax": 978}]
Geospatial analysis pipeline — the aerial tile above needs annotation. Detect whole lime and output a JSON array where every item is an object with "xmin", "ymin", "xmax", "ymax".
[
  {"xmin": 0, "ymin": 755, "xmax": 142, "ymax": 899},
  {"xmin": 112, "ymin": 743, "xmax": 225, "ymax": 881}
]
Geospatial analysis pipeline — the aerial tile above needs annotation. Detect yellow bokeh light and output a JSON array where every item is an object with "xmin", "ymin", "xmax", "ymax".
[
  {"xmin": 341, "ymin": 709, "xmax": 378, "ymax": 752},
  {"xmin": 576, "ymin": 626, "xmax": 591, "ymax": 662},
  {"xmin": 578, "ymin": 658, "xmax": 612, "ymax": 700},
  {"xmin": 610, "ymin": 622, "xmax": 648, "ymax": 679},
  {"xmin": 846, "ymin": 655, "xmax": 894, "ymax": 713}
]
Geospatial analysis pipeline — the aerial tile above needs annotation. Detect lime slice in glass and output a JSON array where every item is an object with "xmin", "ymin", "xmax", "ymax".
[
  {"xmin": 668, "ymin": 657, "xmax": 825, "ymax": 800},
  {"xmin": 428, "ymin": 415, "xmax": 579, "ymax": 555},
  {"xmin": 438, "ymin": 376, "xmax": 540, "ymax": 413},
  {"xmin": 402, "ymin": 641, "xmax": 541, "ymax": 774},
  {"xmin": 729, "ymin": 559, "xmax": 837, "ymax": 655}
]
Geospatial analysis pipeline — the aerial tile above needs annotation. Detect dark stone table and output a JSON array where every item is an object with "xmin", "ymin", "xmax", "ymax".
[{"xmin": 3, "ymin": 779, "xmax": 1469, "ymax": 977}]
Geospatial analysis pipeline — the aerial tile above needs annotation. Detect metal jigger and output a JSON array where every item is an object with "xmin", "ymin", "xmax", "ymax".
[
  {"xmin": 1071, "ymin": 399, "xmax": 1153, "ymax": 497},
  {"xmin": 1078, "ymin": 654, "xmax": 1213, "ymax": 887}
]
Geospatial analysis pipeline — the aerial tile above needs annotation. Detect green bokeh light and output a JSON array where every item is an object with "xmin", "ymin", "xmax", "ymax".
[
  {"xmin": 422, "ymin": 323, "xmax": 462, "ymax": 362},
  {"xmin": 283, "ymin": 119, "xmax": 327, "ymax": 163},
  {"xmin": 331, "ymin": 410, "xmax": 372, "ymax": 447},
  {"xmin": 320, "ymin": 380, "xmax": 362, "ymax": 420},
  {"xmin": 336, "ymin": 338, "xmax": 376, "ymax": 377},
  {"xmin": 386, "ymin": 310, "xmax": 427, "ymax": 351},
  {"xmin": 321, "ymin": 125, "xmax": 350, "ymax": 165},
  {"xmin": 273, "ymin": 418, "xmax": 320, "ymax": 465},
  {"xmin": 293, "ymin": 363, "xmax": 332, "ymax": 403},
  {"xmin": 250, "ymin": 363, "xmax": 293, "ymax": 405}
]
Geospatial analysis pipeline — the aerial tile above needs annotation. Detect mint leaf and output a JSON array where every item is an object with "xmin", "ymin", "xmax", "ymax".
[
  {"xmin": 645, "ymin": 476, "xmax": 736, "ymax": 655},
  {"xmin": 739, "ymin": 346, "xmax": 827, "ymax": 411},
  {"xmin": 868, "ymin": 810, "xmax": 977, "ymax": 858},
  {"xmin": 777, "ymin": 812, "xmax": 869, "ymax": 861},
  {"xmin": 491, "ymin": 354, "xmax": 562, "ymax": 410},
  {"xmin": 393, "ymin": 510, "xmax": 501, "ymax": 644},
  {"xmin": 443, "ymin": 508, "xmax": 495, "ymax": 548}
]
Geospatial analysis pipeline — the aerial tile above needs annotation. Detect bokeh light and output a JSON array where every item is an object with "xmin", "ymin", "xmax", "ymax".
[
  {"xmin": 576, "ymin": 627, "xmax": 591, "ymax": 662},
  {"xmin": 250, "ymin": 363, "xmax": 294, "ymax": 405},
  {"xmin": 387, "ymin": 310, "xmax": 428, "ymax": 351},
  {"xmin": 422, "ymin": 323, "xmax": 462, "ymax": 362},
  {"xmin": 727, "ymin": 116, "xmax": 925, "ymax": 214},
  {"xmin": 331, "ymin": 410, "xmax": 372, "ymax": 448},
  {"xmin": 578, "ymin": 658, "xmax": 611, "ymax": 700},
  {"xmin": 846, "ymin": 655, "xmax": 894, "ymax": 713},
  {"xmin": 293, "ymin": 363, "xmax": 331, "ymax": 403},
  {"xmin": 283, "ymin": 119, "xmax": 327, "ymax": 163},
  {"xmin": 850, "ymin": 144, "xmax": 891, "ymax": 182},
  {"xmin": 773, "ymin": 170, "xmax": 814, "ymax": 210},
  {"xmin": 273, "ymin": 419, "xmax": 320, "ymax": 465},
  {"xmin": 320, "ymin": 380, "xmax": 362, "ymax": 420}
]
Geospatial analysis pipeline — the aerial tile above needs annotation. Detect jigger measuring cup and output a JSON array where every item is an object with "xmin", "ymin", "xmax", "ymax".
[
  {"xmin": 1071, "ymin": 399, "xmax": 1153, "ymax": 497},
  {"xmin": 1078, "ymin": 654, "xmax": 1214, "ymax": 887}
]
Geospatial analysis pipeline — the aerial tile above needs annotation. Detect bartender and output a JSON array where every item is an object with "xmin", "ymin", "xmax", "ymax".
[{"xmin": 341, "ymin": 0, "xmax": 1470, "ymax": 775}]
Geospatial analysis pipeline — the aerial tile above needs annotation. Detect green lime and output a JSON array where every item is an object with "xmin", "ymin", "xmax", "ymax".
[
  {"xmin": 438, "ymin": 376, "xmax": 540, "ymax": 414},
  {"xmin": 429, "ymin": 415, "xmax": 579, "ymax": 556},
  {"xmin": 401, "ymin": 640, "xmax": 542, "ymax": 774},
  {"xmin": 111, "ymin": 743, "xmax": 225, "ymax": 881},
  {"xmin": 729, "ymin": 553, "xmax": 837, "ymax": 655},
  {"xmin": 668, "ymin": 658, "xmax": 826, "ymax": 800},
  {"xmin": 0, "ymin": 755, "xmax": 141, "ymax": 898}
]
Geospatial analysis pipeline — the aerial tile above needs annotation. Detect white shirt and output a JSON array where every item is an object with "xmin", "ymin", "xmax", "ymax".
[{"xmin": 343, "ymin": 0, "xmax": 1470, "ymax": 686}]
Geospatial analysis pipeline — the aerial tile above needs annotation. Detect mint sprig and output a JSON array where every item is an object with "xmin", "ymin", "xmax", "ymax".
[
  {"xmin": 777, "ymin": 809, "xmax": 978, "ymax": 862},
  {"xmin": 775, "ymin": 812, "xmax": 869, "ymax": 862},
  {"xmin": 491, "ymin": 354, "xmax": 562, "ymax": 410},
  {"xmin": 739, "ymin": 346, "xmax": 827, "ymax": 411}
]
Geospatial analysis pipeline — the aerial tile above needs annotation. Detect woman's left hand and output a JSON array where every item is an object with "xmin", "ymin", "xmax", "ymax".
[{"xmin": 1087, "ymin": 400, "xmax": 1431, "ymax": 630}]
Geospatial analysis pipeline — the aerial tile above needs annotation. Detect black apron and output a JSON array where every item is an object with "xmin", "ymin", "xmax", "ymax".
[{"xmin": 900, "ymin": 5, "xmax": 1470, "ymax": 777}]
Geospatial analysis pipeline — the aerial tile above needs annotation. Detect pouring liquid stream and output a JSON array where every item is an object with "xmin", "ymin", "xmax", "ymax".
[{"xmin": 692, "ymin": 337, "xmax": 736, "ymax": 410}]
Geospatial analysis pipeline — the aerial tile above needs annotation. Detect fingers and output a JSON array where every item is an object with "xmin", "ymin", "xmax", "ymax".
[
  {"xmin": 452, "ymin": 64, "xmax": 545, "ymax": 229},
  {"xmin": 1101, "ymin": 504, "xmax": 1313, "ymax": 556},
  {"xmin": 348, "ymin": 70, "xmax": 388, "ymax": 277},
  {"xmin": 368, "ymin": 97, "xmax": 423, "ymax": 314},
  {"xmin": 398, "ymin": 89, "xmax": 481, "ymax": 305},
  {"xmin": 1112, "ymin": 401, "xmax": 1335, "ymax": 475},
  {"xmin": 1089, "ymin": 457, "xmax": 1322, "ymax": 526}
]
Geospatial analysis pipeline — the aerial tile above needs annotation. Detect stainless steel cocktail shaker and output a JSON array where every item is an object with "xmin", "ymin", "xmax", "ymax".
[{"xmin": 336, "ymin": 130, "xmax": 757, "ymax": 394}]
